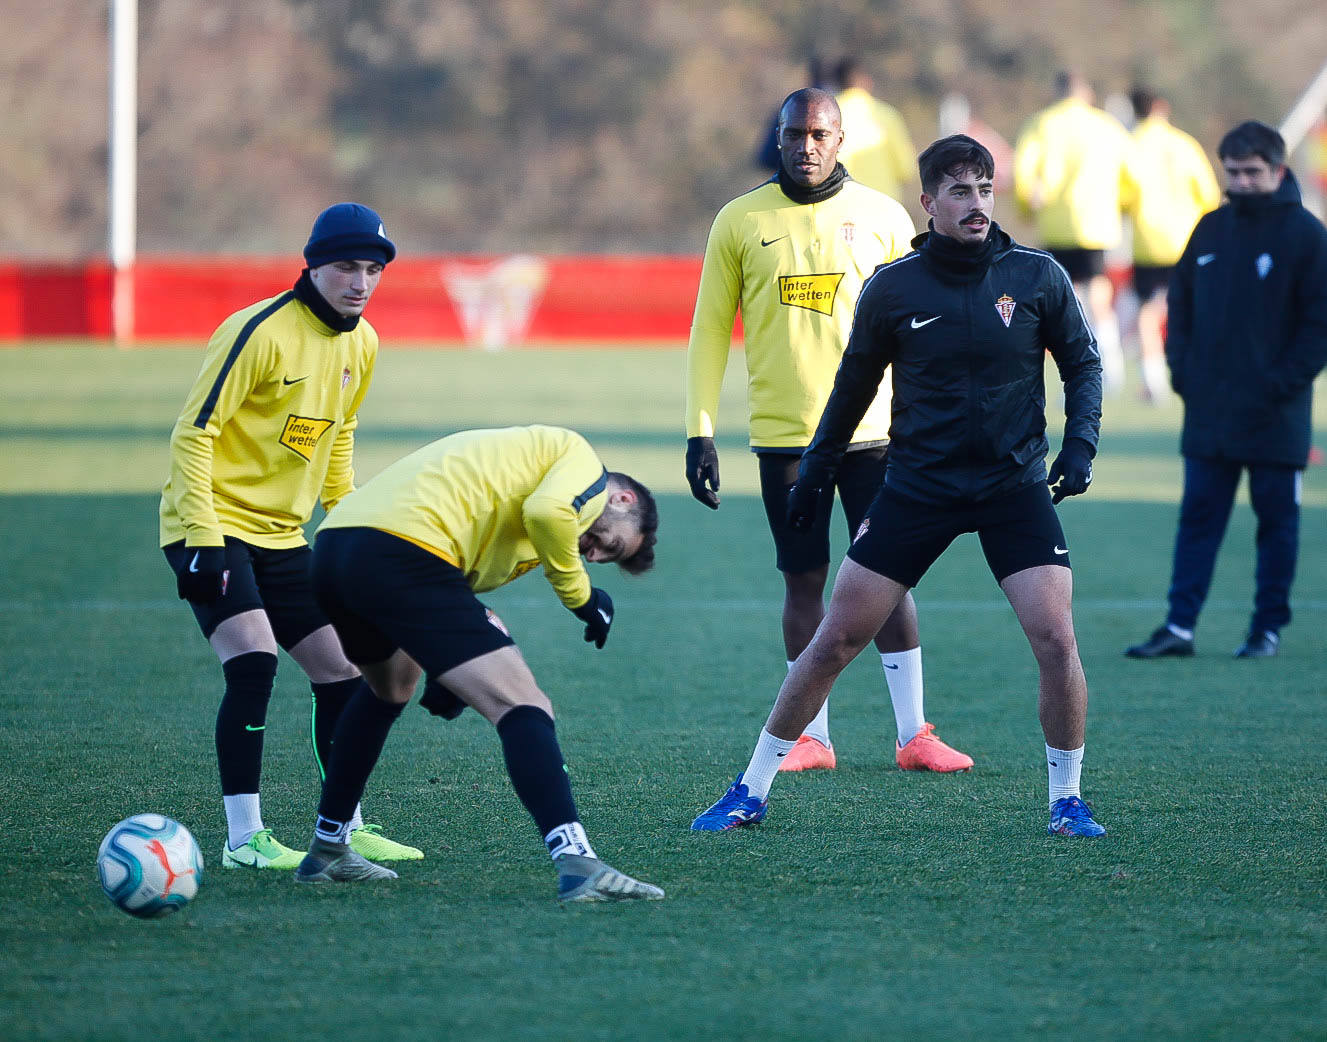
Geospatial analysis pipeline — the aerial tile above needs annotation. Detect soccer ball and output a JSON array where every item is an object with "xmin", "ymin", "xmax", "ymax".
[{"xmin": 97, "ymin": 814, "xmax": 203, "ymax": 919}]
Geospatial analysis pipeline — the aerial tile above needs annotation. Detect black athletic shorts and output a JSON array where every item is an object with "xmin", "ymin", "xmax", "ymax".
[
  {"xmin": 310, "ymin": 526, "xmax": 515, "ymax": 677},
  {"xmin": 163, "ymin": 537, "xmax": 328, "ymax": 646},
  {"xmin": 758, "ymin": 445, "xmax": 888, "ymax": 574},
  {"xmin": 1047, "ymin": 247, "xmax": 1106, "ymax": 283},
  {"xmin": 1131, "ymin": 263, "xmax": 1173, "ymax": 299},
  {"xmin": 846, "ymin": 480, "xmax": 1071, "ymax": 588}
]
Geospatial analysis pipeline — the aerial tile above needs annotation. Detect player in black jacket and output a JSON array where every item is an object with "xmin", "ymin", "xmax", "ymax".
[
  {"xmin": 692, "ymin": 135, "xmax": 1108, "ymax": 837},
  {"xmin": 1126, "ymin": 121, "xmax": 1327, "ymax": 661}
]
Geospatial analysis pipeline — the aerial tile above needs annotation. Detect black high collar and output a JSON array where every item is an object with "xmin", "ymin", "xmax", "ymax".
[
  {"xmin": 293, "ymin": 270, "xmax": 360, "ymax": 333},
  {"xmin": 775, "ymin": 162, "xmax": 849, "ymax": 204},
  {"xmin": 915, "ymin": 221, "xmax": 1007, "ymax": 281}
]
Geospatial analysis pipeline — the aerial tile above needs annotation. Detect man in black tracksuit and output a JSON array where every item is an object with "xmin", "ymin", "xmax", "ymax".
[
  {"xmin": 689, "ymin": 135, "xmax": 1108, "ymax": 837},
  {"xmin": 1127, "ymin": 121, "xmax": 1327, "ymax": 660}
]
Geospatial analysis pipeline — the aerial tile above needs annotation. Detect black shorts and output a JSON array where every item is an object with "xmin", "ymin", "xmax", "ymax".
[
  {"xmin": 163, "ymin": 538, "xmax": 328, "ymax": 646},
  {"xmin": 1047, "ymin": 247, "xmax": 1106, "ymax": 283},
  {"xmin": 846, "ymin": 480, "xmax": 1070, "ymax": 588},
  {"xmin": 758, "ymin": 446, "xmax": 887, "ymax": 574},
  {"xmin": 310, "ymin": 527, "xmax": 515, "ymax": 677},
  {"xmin": 1131, "ymin": 263, "xmax": 1173, "ymax": 299}
]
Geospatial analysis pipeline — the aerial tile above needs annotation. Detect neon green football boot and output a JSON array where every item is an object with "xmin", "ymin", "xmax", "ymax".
[
  {"xmin": 221, "ymin": 828, "xmax": 306, "ymax": 870},
  {"xmin": 349, "ymin": 824, "xmax": 424, "ymax": 862}
]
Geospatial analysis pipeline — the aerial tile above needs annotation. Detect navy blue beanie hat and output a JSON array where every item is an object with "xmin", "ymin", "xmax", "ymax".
[{"xmin": 303, "ymin": 203, "xmax": 397, "ymax": 268}]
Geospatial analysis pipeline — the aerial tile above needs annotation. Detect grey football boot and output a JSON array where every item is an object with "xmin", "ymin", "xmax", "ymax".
[
  {"xmin": 555, "ymin": 854, "xmax": 664, "ymax": 903},
  {"xmin": 294, "ymin": 836, "xmax": 399, "ymax": 883}
]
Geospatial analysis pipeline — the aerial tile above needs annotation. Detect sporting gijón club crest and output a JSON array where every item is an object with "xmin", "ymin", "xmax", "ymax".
[{"xmin": 995, "ymin": 294, "xmax": 1016, "ymax": 327}]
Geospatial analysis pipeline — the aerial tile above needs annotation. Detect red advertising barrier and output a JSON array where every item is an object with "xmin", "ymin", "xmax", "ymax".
[{"xmin": 0, "ymin": 255, "xmax": 717, "ymax": 345}]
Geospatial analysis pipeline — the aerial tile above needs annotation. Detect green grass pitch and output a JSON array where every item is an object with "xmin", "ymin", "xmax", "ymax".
[{"xmin": 1, "ymin": 344, "xmax": 1324, "ymax": 1040}]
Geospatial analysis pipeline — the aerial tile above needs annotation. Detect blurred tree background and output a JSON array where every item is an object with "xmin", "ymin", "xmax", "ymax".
[{"xmin": 3, "ymin": 0, "xmax": 1324, "ymax": 258}]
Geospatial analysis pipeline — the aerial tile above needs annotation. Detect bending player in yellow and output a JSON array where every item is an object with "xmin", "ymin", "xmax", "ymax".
[
  {"xmin": 292, "ymin": 426, "xmax": 664, "ymax": 903},
  {"xmin": 685, "ymin": 87, "xmax": 972, "ymax": 774}
]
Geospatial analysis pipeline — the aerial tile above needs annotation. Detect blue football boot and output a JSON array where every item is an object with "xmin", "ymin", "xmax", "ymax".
[
  {"xmin": 1048, "ymin": 796, "xmax": 1106, "ymax": 837},
  {"xmin": 690, "ymin": 774, "xmax": 769, "ymax": 831}
]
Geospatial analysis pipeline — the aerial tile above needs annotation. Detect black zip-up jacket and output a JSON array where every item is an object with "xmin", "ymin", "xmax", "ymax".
[
  {"xmin": 1166, "ymin": 169, "xmax": 1327, "ymax": 467},
  {"xmin": 799, "ymin": 223, "xmax": 1102, "ymax": 504}
]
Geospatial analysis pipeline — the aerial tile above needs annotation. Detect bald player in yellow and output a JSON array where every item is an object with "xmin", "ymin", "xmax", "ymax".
[
  {"xmin": 161, "ymin": 203, "xmax": 422, "ymax": 872},
  {"xmin": 685, "ymin": 86, "xmax": 973, "ymax": 775},
  {"xmin": 291, "ymin": 425, "xmax": 665, "ymax": 903},
  {"xmin": 1126, "ymin": 87, "xmax": 1220, "ymax": 404}
]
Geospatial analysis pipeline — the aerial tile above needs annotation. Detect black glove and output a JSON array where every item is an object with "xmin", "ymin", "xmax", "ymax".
[
  {"xmin": 786, "ymin": 482, "xmax": 825, "ymax": 533},
  {"xmin": 419, "ymin": 676, "xmax": 467, "ymax": 720},
  {"xmin": 685, "ymin": 436, "xmax": 721, "ymax": 509},
  {"xmin": 176, "ymin": 546, "xmax": 229, "ymax": 602},
  {"xmin": 572, "ymin": 587, "xmax": 614, "ymax": 649},
  {"xmin": 1047, "ymin": 438, "xmax": 1094, "ymax": 504}
]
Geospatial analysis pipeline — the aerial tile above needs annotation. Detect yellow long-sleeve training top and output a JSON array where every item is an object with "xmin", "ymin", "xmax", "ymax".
[
  {"xmin": 1013, "ymin": 96, "xmax": 1139, "ymax": 250},
  {"xmin": 318, "ymin": 425, "xmax": 608, "ymax": 610},
  {"xmin": 1128, "ymin": 114, "xmax": 1221, "ymax": 267},
  {"xmin": 160, "ymin": 290, "xmax": 377, "ymax": 550},
  {"xmin": 834, "ymin": 87, "xmax": 917, "ymax": 202},
  {"xmin": 686, "ymin": 177, "xmax": 916, "ymax": 449}
]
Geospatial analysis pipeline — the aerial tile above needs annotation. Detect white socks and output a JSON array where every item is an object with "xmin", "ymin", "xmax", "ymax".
[
  {"xmin": 1166, "ymin": 622, "xmax": 1194, "ymax": 641},
  {"xmin": 545, "ymin": 821, "xmax": 596, "ymax": 861},
  {"xmin": 881, "ymin": 648, "xmax": 925, "ymax": 746},
  {"xmin": 223, "ymin": 793, "xmax": 263, "ymax": 850},
  {"xmin": 225, "ymin": 794, "xmax": 363, "ymax": 849},
  {"xmin": 1046, "ymin": 744, "xmax": 1085, "ymax": 806},
  {"xmin": 742, "ymin": 729, "xmax": 797, "ymax": 800}
]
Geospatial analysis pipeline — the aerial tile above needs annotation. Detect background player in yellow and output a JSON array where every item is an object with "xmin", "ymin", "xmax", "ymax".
[
  {"xmin": 832, "ymin": 57, "xmax": 918, "ymax": 204},
  {"xmin": 685, "ymin": 87, "xmax": 973, "ymax": 775},
  {"xmin": 291, "ymin": 426, "xmax": 664, "ymax": 903},
  {"xmin": 1125, "ymin": 87, "xmax": 1220, "ymax": 404},
  {"xmin": 160, "ymin": 203, "xmax": 421, "ymax": 871},
  {"xmin": 1014, "ymin": 70, "xmax": 1139, "ymax": 396}
]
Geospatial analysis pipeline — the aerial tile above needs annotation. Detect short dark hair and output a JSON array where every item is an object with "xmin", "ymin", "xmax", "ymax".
[
  {"xmin": 776, "ymin": 87, "xmax": 841, "ymax": 131},
  {"xmin": 608, "ymin": 472, "xmax": 658, "ymax": 576},
  {"xmin": 1218, "ymin": 121, "xmax": 1286, "ymax": 167},
  {"xmin": 1129, "ymin": 87, "xmax": 1158, "ymax": 120},
  {"xmin": 918, "ymin": 135, "xmax": 995, "ymax": 195}
]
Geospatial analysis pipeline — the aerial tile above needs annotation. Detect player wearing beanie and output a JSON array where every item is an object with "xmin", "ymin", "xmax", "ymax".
[{"xmin": 160, "ymin": 203, "xmax": 421, "ymax": 871}]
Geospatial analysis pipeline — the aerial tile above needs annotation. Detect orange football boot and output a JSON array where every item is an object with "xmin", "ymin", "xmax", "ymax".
[
  {"xmin": 895, "ymin": 723, "xmax": 973, "ymax": 772},
  {"xmin": 778, "ymin": 734, "xmax": 837, "ymax": 772}
]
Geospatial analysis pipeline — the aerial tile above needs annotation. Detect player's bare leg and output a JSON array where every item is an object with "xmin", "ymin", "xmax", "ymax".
[{"xmin": 1001, "ymin": 565, "xmax": 1104, "ymax": 836}]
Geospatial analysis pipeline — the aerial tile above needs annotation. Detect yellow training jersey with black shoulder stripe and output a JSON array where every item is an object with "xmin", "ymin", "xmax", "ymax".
[
  {"xmin": 159, "ymin": 290, "xmax": 377, "ymax": 550},
  {"xmin": 317, "ymin": 425, "xmax": 607, "ymax": 610},
  {"xmin": 686, "ymin": 178, "xmax": 915, "ymax": 449}
]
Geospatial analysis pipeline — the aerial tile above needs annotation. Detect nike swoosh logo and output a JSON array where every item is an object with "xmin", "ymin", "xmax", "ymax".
[
  {"xmin": 911, "ymin": 315, "xmax": 941, "ymax": 328},
  {"xmin": 1054, "ymin": 546, "xmax": 1069, "ymax": 555},
  {"xmin": 775, "ymin": 751, "xmax": 787, "ymax": 757},
  {"xmin": 761, "ymin": 235, "xmax": 788, "ymax": 247},
  {"xmin": 188, "ymin": 553, "xmax": 201, "ymax": 573},
  {"xmin": 1196, "ymin": 254, "xmax": 1216, "ymax": 266},
  {"xmin": 283, "ymin": 376, "xmax": 309, "ymax": 385},
  {"xmin": 883, "ymin": 663, "xmax": 900, "ymax": 670},
  {"xmin": 244, "ymin": 724, "xmax": 265, "ymax": 732},
  {"xmin": 597, "ymin": 608, "xmax": 611, "ymax": 624}
]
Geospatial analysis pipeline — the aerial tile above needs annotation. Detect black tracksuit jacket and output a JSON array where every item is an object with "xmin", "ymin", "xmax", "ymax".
[
  {"xmin": 799, "ymin": 223, "xmax": 1102, "ymax": 504},
  {"xmin": 1166, "ymin": 170, "xmax": 1327, "ymax": 467}
]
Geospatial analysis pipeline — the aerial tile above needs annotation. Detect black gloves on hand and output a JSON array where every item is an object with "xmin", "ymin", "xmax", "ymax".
[
  {"xmin": 419, "ymin": 676, "xmax": 467, "ymax": 720},
  {"xmin": 176, "ymin": 546, "xmax": 229, "ymax": 602},
  {"xmin": 786, "ymin": 483, "xmax": 825, "ymax": 533},
  {"xmin": 1047, "ymin": 438, "xmax": 1094, "ymax": 504},
  {"xmin": 572, "ymin": 587, "xmax": 614, "ymax": 649},
  {"xmin": 685, "ymin": 436, "xmax": 721, "ymax": 509}
]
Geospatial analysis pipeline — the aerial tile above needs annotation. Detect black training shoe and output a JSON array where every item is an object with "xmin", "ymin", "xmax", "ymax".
[
  {"xmin": 1234, "ymin": 631, "xmax": 1279, "ymax": 659},
  {"xmin": 1125, "ymin": 626, "xmax": 1195, "ymax": 659}
]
